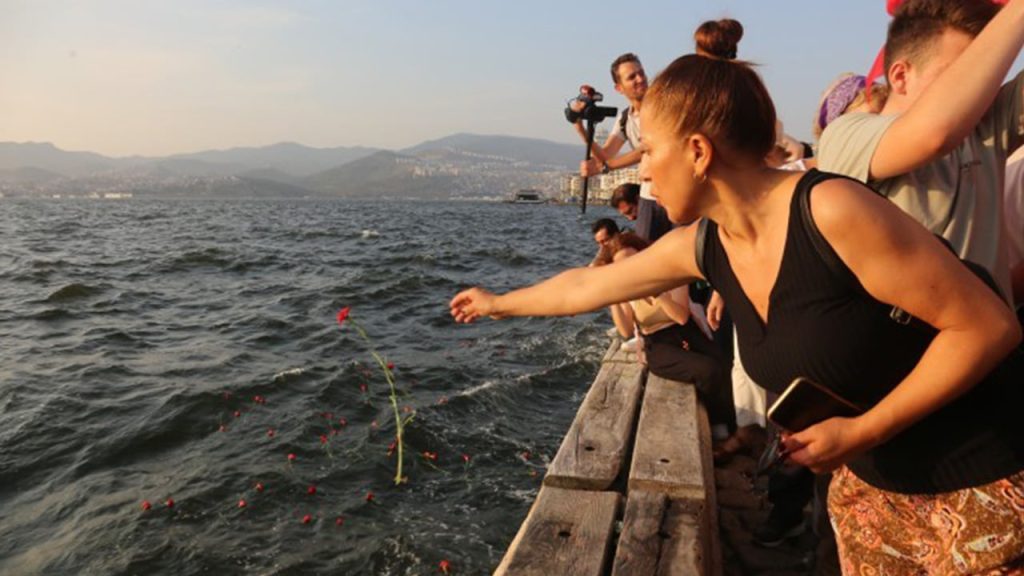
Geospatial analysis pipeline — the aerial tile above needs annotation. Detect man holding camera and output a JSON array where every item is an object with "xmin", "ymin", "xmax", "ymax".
[{"xmin": 572, "ymin": 53, "xmax": 671, "ymax": 242}]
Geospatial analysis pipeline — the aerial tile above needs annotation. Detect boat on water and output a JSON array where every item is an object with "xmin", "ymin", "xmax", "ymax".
[{"xmin": 507, "ymin": 189, "xmax": 546, "ymax": 204}]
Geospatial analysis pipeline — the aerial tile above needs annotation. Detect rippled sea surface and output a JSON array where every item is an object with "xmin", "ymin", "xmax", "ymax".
[{"xmin": 0, "ymin": 198, "xmax": 616, "ymax": 575}]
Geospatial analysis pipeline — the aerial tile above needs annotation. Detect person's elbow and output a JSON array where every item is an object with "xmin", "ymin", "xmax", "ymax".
[{"xmin": 987, "ymin": 303, "xmax": 1023, "ymax": 360}]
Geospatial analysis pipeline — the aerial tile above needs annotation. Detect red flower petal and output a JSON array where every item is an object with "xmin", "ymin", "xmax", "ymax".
[
  {"xmin": 141, "ymin": 500, "xmax": 152, "ymax": 511},
  {"xmin": 288, "ymin": 453, "xmax": 296, "ymax": 462},
  {"xmin": 165, "ymin": 498, "xmax": 174, "ymax": 508},
  {"xmin": 302, "ymin": 514, "xmax": 312, "ymax": 524},
  {"xmin": 307, "ymin": 485, "xmax": 317, "ymax": 495},
  {"xmin": 238, "ymin": 499, "xmax": 247, "ymax": 508},
  {"xmin": 439, "ymin": 559, "xmax": 451, "ymax": 573},
  {"xmin": 365, "ymin": 491, "xmax": 375, "ymax": 502},
  {"xmin": 335, "ymin": 516, "xmax": 345, "ymax": 526},
  {"xmin": 255, "ymin": 482, "xmax": 264, "ymax": 492},
  {"xmin": 336, "ymin": 307, "xmax": 351, "ymax": 326}
]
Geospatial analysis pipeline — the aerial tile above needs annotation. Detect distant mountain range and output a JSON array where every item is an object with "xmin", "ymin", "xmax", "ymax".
[{"xmin": 0, "ymin": 134, "xmax": 585, "ymax": 199}]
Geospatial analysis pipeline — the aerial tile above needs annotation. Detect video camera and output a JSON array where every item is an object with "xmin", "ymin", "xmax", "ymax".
[{"xmin": 564, "ymin": 85, "xmax": 618, "ymax": 125}]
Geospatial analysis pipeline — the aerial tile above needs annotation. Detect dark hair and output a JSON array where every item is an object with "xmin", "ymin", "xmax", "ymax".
[
  {"xmin": 694, "ymin": 19, "xmax": 744, "ymax": 60},
  {"xmin": 885, "ymin": 0, "xmax": 999, "ymax": 76},
  {"xmin": 593, "ymin": 231, "xmax": 650, "ymax": 266},
  {"xmin": 646, "ymin": 50, "xmax": 777, "ymax": 162},
  {"xmin": 591, "ymin": 218, "xmax": 620, "ymax": 236},
  {"xmin": 610, "ymin": 183, "xmax": 640, "ymax": 208},
  {"xmin": 610, "ymin": 53, "xmax": 642, "ymax": 85}
]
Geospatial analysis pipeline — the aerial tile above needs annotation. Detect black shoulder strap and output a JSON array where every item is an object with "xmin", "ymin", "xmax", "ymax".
[
  {"xmin": 797, "ymin": 169, "xmax": 934, "ymax": 330},
  {"xmin": 694, "ymin": 217, "xmax": 710, "ymax": 280},
  {"xmin": 619, "ymin": 107, "xmax": 630, "ymax": 136},
  {"xmin": 797, "ymin": 170, "xmax": 865, "ymax": 296}
]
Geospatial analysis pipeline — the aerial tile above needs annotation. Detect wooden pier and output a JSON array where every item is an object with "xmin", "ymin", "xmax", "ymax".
[{"xmin": 495, "ymin": 339, "xmax": 723, "ymax": 576}]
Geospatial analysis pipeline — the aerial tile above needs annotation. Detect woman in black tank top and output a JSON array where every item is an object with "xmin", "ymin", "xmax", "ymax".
[{"xmin": 450, "ymin": 54, "xmax": 1024, "ymax": 571}]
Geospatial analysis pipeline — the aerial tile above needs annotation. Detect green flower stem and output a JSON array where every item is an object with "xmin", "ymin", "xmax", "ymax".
[{"xmin": 350, "ymin": 320, "xmax": 405, "ymax": 486}]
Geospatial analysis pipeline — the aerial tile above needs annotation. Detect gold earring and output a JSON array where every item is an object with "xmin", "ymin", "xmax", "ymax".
[{"xmin": 694, "ymin": 171, "xmax": 707, "ymax": 184}]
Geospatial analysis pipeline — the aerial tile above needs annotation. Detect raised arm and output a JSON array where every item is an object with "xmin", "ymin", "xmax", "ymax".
[
  {"xmin": 450, "ymin": 226, "xmax": 701, "ymax": 323},
  {"xmin": 785, "ymin": 178, "xmax": 1022, "ymax": 471},
  {"xmin": 869, "ymin": 0, "xmax": 1024, "ymax": 179}
]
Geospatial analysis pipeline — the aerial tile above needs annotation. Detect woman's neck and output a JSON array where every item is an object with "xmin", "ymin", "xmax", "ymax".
[{"xmin": 704, "ymin": 166, "xmax": 794, "ymax": 244}]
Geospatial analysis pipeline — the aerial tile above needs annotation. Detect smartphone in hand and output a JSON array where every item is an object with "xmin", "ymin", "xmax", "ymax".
[{"xmin": 767, "ymin": 376, "xmax": 863, "ymax": 433}]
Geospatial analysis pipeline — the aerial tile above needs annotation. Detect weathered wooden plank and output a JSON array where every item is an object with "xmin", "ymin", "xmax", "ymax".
[
  {"xmin": 695, "ymin": 401, "xmax": 723, "ymax": 576},
  {"xmin": 628, "ymin": 376, "xmax": 709, "ymax": 500},
  {"xmin": 544, "ymin": 361, "xmax": 645, "ymax": 490},
  {"xmin": 494, "ymin": 486, "xmax": 622, "ymax": 576},
  {"xmin": 612, "ymin": 490, "xmax": 706, "ymax": 576},
  {"xmin": 627, "ymin": 375, "xmax": 721, "ymax": 576}
]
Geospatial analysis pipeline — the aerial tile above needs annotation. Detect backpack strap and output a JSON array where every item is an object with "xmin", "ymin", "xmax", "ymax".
[{"xmin": 619, "ymin": 107, "xmax": 630, "ymax": 139}]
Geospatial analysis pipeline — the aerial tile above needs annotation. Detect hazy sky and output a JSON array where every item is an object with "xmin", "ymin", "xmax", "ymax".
[{"xmin": 2, "ymin": 1, "xmax": 1015, "ymax": 157}]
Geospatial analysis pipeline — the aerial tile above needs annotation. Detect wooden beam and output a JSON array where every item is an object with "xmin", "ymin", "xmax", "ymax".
[
  {"xmin": 612, "ymin": 490, "xmax": 705, "ymax": 576},
  {"xmin": 494, "ymin": 486, "xmax": 622, "ymax": 576},
  {"xmin": 544, "ymin": 361, "xmax": 645, "ymax": 490},
  {"xmin": 628, "ymin": 375, "xmax": 721, "ymax": 575}
]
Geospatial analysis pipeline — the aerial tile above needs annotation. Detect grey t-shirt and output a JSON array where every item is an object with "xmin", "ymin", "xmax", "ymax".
[{"xmin": 818, "ymin": 71, "xmax": 1024, "ymax": 303}]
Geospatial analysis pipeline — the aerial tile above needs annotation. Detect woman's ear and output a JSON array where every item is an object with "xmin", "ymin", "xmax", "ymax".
[{"xmin": 687, "ymin": 133, "xmax": 714, "ymax": 178}]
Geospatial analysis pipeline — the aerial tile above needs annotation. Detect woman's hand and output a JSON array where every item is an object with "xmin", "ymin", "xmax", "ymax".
[
  {"xmin": 706, "ymin": 290, "xmax": 725, "ymax": 331},
  {"xmin": 781, "ymin": 416, "xmax": 877, "ymax": 473},
  {"xmin": 450, "ymin": 288, "xmax": 503, "ymax": 323}
]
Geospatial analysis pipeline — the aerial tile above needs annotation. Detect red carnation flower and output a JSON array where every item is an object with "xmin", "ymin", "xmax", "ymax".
[
  {"xmin": 335, "ymin": 516, "xmax": 345, "ymax": 526},
  {"xmin": 386, "ymin": 362, "xmax": 395, "ymax": 370},
  {"xmin": 365, "ymin": 491, "xmax": 375, "ymax": 503},
  {"xmin": 255, "ymin": 482, "xmax": 264, "ymax": 492},
  {"xmin": 320, "ymin": 434, "xmax": 328, "ymax": 444},
  {"xmin": 462, "ymin": 454, "xmax": 471, "ymax": 464},
  {"xmin": 439, "ymin": 559, "xmax": 451, "ymax": 573},
  {"xmin": 165, "ymin": 498, "xmax": 175, "ymax": 508},
  {"xmin": 302, "ymin": 514, "xmax": 312, "ymax": 524},
  {"xmin": 336, "ymin": 307, "xmax": 351, "ymax": 326},
  {"xmin": 238, "ymin": 499, "xmax": 247, "ymax": 508},
  {"xmin": 307, "ymin": 485, "xmax": 317, "ymax": 495},
  {"xmin": 267, "ymin": 428, "xmax": 275, "ymax": 438},
  {"xmin": 288, "ymin": 453, "xmax": 296, "ymax": 462},
  {"xmin": 141, "ymin": 500, "xmax": 152, "ymax": 511}
]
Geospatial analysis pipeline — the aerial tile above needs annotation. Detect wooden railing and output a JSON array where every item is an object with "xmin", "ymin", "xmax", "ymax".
[{"xmin": 495, "ymin": 339, "xmax": 722, "ymax": 576}]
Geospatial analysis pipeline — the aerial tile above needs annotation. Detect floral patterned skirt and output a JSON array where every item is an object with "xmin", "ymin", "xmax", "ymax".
[{"xmin": 828, "ymin": 466, "xmax": 1024, "ymax": 574}]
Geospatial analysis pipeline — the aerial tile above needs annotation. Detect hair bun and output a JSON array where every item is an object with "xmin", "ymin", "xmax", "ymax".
[{"xmin": 694, "ymin": 18, "xmax": 743, "ymax": 60}]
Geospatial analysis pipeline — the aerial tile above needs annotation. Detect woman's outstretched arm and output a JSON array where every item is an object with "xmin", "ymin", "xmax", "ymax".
[{"xmin": 450, "ymin": 225, "xmax": 702, "ymax": 323}]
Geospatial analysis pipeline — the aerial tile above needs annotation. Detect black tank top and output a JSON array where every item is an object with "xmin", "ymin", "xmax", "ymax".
[{"xmin": 698, "ymin": 170, "xmax": 1024, "ymax": 494}]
